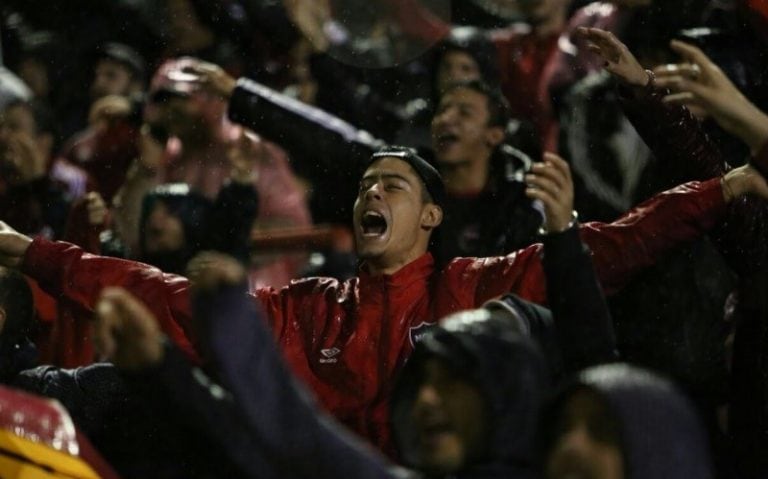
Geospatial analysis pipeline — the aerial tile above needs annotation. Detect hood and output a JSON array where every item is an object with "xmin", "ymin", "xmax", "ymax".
[
  {"xmin": 392, "ymin": 305, "xmax": 550, "ymax": 478},
  {"xmin": 546, "ymin": 363, "xmax": 714, "ymax": 479}
]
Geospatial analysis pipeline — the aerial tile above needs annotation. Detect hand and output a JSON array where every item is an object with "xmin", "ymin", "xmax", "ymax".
[
  {"xmin": 187, "ymin": 251, "xmax": 247, "ymax": 292},
  {"xmin": 227, "ymin": 128, "xmax": 268, "ymax": 184},
  {"xmin": 94, "ymin": 287, "xmax": 164, "ymax": 370},
  {"xmin": 1, "ymin": 132, "xmax": 47, "ymax": 183},
  {"xmin": 182, "ymin": 61, "xmax": 237, "ymax": 100},
  {"xmin": 0, "ymin": 221, "xmax": 33, "ymax": 268},
  {"xmin": 137, "ymin": 124, "xmax": 165, "ymax": 172},
  {"xmin": 654, "ymin": 40, "xmax": 768, "ymax": 154},
  {"xmin": 88, "ymin": 95, "xmax": 132, "ymax": 128},
  {"xmin": 525, "ymin": 153, "xmax": 575, "ymax": 233},
  {"xmin": 577, "ymin": 27, "xmax": 649, "ymax": 86},
  {"xmin": 85, "ymin": 192, "xmax": 108, "ymax": 226},
  {"xmin": 722, "ymin": 164, "xmax": 768, "ymax": 203},
  {"xmin": 283, "ymin": 0, "xmax": 332, "ymax": 52}
]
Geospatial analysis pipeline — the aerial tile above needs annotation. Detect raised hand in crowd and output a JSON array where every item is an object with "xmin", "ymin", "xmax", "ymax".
[
  {"xmin": 88, "ymin": 94, "xmax": 132, "ymax": 129},
  {"xmin": 226, "ymin": 127, "xmax": 268, "ymax": 185},
  {"xmin": 0, "ymin": 221, "xmax": 32, "ymax": 268},
  {"xmin": 282, "ymin": 0, "xmax": 332, "ymax": 52},
  {"xmin": 182, "ymin": 60, "xmax": 237, "ymax": 100},
  {"xmin": 576, "ymin": 27, "xmax": 649, "ymax": 87},
  {"xmin": 85, "ymin": 191, "xmax": 108, "ymax": 227},
  {"xmin": 654, "ymin": 40, "xmax": 768, "ymax": 154},
  {"xmin": 525, "ymin": 153, "xmax": 575, "ymax": 233},
  {"xmin": 187, "ymin": 251, "xmax": 246, "ymax": 292},
  {"xmin": 94, "ymin": 287, "xmax": 164, "ymax": 371},
  {"xmin": 0, "ymin": 131, "xmax": 47, "ymax": 184}
]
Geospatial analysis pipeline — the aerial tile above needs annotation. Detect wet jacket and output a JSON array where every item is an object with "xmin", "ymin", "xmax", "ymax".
[
  {"xmin": 136, "ymin": 222, "xmax": 610, "ymax": 478},
  {"xmin": 227, "ymin": 78, "xmax": 543, "ymax": 258},
  {"xmin": 544, "ymin": 363, "xmax": 714, "ymax": 478},
  {"xmin": 20, "ymin": 175, "xmax": 726, "ymax": 453}
]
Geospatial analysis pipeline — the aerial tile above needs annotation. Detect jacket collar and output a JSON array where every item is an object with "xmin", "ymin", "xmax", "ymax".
[{"xmin": 357, "ymin": 253, "xmax": 435, "ymax": 289}]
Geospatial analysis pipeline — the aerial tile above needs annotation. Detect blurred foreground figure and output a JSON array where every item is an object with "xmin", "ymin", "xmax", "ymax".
[
  {"xmin": 543, "ymin": 363, "xmax": 713, "ymax": 479},
  {"xmin": 0, "ymin": 385, "xmax": 117, "ymax": 478}
]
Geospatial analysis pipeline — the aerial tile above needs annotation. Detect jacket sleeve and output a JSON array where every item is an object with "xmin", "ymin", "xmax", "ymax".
[
  {"xmin": 541, "ymin": 227, "xmax": 618, "ymax": 370},
  {"xmin": 20, "ymin": 238, "xmax": 200, "ymax": 362},
  {"xmin": 12, "ymin": 363, "xmax": 130, "ymax": 438},
  {"xmin": 449, "ymin": 178, "xmax": 727, "ymax": 306},
  {"xmin": 182, "ymin": 284, "xmax": 402, "ymax": 479},
  {"xmin": 228, "ymin": 77, "xmax": 382, "ymax": 181},
  {"xmin": 620, "ymin": 85, "xmax": 768, "ymax": 275}
]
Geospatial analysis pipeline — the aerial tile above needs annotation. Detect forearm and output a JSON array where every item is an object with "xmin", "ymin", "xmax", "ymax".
[
  {"xmin": 228, "ymin": 77, "xmax": 382, "ymax": 179},
  {"xmin": 20, "ymin": 238, "xmax": 199, "ymax": 361},
  {"xmin": 619, "ymin": 83, "xmax": 727, "ymax": 182},
  {"xmin": 541, "ymin": 227, "xmax": 617, "ymax": 370},
  {"xmin": 581, "ymin": 178, "xmax": 727, "ymax": 294}
]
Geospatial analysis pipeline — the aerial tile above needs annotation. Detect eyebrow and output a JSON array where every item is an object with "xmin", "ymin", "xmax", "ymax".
[{"xmin": 361, "ymin": 172, "xmax": 414, "ymax": 185}]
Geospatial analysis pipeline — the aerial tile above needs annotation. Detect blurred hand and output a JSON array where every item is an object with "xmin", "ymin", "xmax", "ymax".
[
  {"xmin": 187, "ymin": 251, "xmax": 247, "ymax": 292},
  {"xmin": 137, "ymin": 124, "xmax": 165, "ymax": 172},
  {"xmin": 1, "ymin": 132, "xmax": 47, "ymax": 183},
  {"xmin": 227, "ymin": 128, "xmax": 268, "ymax": 184},
  {"xmin": 183, "ymin": 61, "xmax": 237, "ymax": 100},
  {"xmin": 722, "ymin": 164, "xmax": 768, "ymax": 203},
  {"xmin": 85, "ymin": 192, "xmax": 108, "ymax": 226},
  {"xmin": 577, "ymin": 27, "xmax": 648, "ymax": 86},
  {"xmin": 0, "ymin": 221, "xmax": 33, "ymax": 268},
  {"xmin": 88, "ymin": 95, "xmax": 132, "ymax": 128},
  {"xmin": 654, "ymin": 40, "xmax": 768, "ymax": 154},
  {"xmin": 283, "ymin": 0, "xmax": 332, "ymax": 52},
  {"xmin": 94, "ymin": 287, "xmax": 164, "ymax": 370},
  {"xmin": 525, "ymin": 153, "xmax": 575, "ymax": 233}
]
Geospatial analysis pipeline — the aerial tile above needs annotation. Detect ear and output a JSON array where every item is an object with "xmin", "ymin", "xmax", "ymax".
[
  {"xmin": 484, "ymin": 126, "xmax": 505, "ymax": 149},
  {"xmin": 421, "ymin": 204, "xmax": 443, "ymax": 230}
]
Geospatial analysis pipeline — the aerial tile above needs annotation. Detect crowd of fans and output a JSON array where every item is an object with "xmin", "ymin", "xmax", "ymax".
[{"xmin": 1, "ymin": 0, "xmax": 767, "ymax": 477}]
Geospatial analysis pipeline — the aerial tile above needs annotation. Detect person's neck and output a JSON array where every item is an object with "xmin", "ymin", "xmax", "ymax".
[
  {"xmin": 532, "ymin": 10, "xmax": 566, "ymax": 38},
  {"xmin": 364, "ymin": 249, "xmax": 428, "ymax": 276},
  {"xmin": 441, "ymin": 157, "xmax": 491, "ymax": 195}
]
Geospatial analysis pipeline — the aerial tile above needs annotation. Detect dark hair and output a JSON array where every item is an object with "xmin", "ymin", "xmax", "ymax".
[
  {"xmin": 435, "ymin": 26, "xmax": 500, "ymax": 88},
  {"xmin": 440, "ymin": 79, "xmax": 511, "ymax": 129},
  {"xmin": 368, "ymin": 145, "xmax": 445, "ymax": 207},
  {"xmin": 0, "ymin": 267, "xmax": 34, "ymax": 343},
  {"xmin": 96, "ymin": 43, "xmax": 146, "ymax": 83}
]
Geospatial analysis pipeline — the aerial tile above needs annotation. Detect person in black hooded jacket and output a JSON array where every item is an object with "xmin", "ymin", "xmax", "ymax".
[{"xmin": 542, "ymin": 363, "xmax": 714, "ymax": 479}]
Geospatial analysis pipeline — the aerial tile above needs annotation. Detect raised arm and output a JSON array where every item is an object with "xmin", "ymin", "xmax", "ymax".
[{"xmin": 0, "ymin": 222, "xmax": 199, "ymax": 362}]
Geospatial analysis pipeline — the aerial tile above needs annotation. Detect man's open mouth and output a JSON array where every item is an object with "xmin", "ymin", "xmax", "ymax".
[
  {"xmin": 361, "ymin": 211, "xmax": 388, "ymax": 237},
  {"xmin": 435, "ymin": 132, "xmax": 459, "ymax": 148}
]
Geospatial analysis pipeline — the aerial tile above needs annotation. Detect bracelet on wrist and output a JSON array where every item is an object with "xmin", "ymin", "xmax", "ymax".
[{"xmin": 539, "ymin": 210, "xmax": 579, "ymax": 236}]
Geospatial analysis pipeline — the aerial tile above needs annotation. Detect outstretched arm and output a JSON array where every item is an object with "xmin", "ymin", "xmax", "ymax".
[{"xmin": 95, "ymin": 273, "xmax": 404, "ymax": 479}]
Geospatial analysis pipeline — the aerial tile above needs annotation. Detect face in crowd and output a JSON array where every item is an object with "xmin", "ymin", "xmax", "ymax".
[
  {"xmin": 91, "ymin": 59, "xmax": 139, "ymax": 100},
  {"xmin": 409, "ymin": 357, "xmax": 490, "ymax": 474},
  {"xmin": 431, "ymin": 86, "xmax": 505, "ymax": 167},
  {"xmin": 546, "ymin": 388, "xmax": 624, "ymax": 479},
  {"xmin": 353, "ymin": 157, "xmax": 442, "ymax": 273}
]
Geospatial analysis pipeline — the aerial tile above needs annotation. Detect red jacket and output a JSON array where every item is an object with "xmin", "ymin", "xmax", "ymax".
[{"xmin": 21, "ymin": 178, "xmax": 726, "ymax": 453}]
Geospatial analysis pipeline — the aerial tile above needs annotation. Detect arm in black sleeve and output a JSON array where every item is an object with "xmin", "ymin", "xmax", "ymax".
[
  {"xmin": 541, "ymin": 226, "xmax": 618, "ymax": 371},
  {"xmin": 204, "ymin": 181, "xmax": 259, "ymax": 264},
  {"xmin": 192, "ymin": 284, "xmax": 404, "ymax": 479},
  {"xmin": 228, "ymin": 77, "xmax": 383, "ymax": 181},
  {"xmin": 13, "ymin": 364, "xmax": 131, "ymax": 437}
]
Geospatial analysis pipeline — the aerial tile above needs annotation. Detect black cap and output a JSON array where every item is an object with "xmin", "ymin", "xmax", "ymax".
[{"xmin": 368, "ymin": 146, "xmax": 445, "ymax": 208}]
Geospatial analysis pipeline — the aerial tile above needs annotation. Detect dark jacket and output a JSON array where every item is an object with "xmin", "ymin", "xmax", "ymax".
[
  {"xmin": 543, "ymin": 363, "xmax": 714, "ymax": 479},
  {"xmin": 619, "ymin": 82, "xmax": 768, "ymax": 477},
  {"xmin": 226, "ymin": 77, "xmax": 544, "ymax": 259}
]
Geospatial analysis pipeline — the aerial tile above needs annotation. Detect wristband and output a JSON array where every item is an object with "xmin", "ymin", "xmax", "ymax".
[{"xmin": 539, "ymin": 210, "xmax": 579, "ymax": 236}]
